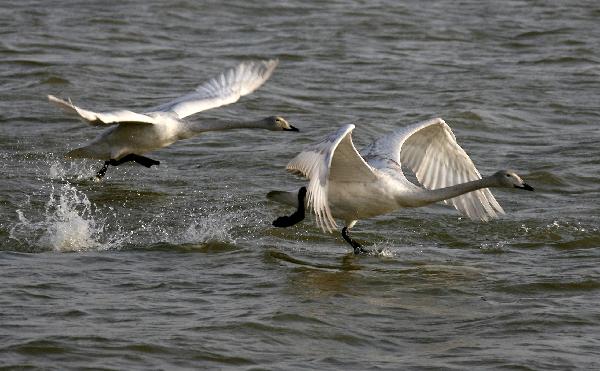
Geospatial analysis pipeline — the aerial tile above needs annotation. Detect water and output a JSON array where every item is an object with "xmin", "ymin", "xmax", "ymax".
[{"xmin": 1, "ymin": 0, "xmax": 600, "ymax": 369}]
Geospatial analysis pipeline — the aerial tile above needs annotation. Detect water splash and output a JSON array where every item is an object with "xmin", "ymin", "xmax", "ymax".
[
  {"xmin": 48, "ymin": 159, "xmax": 97, "ymax": 181},
  {"xmin": 8, "ymin": 155, "xmax": 267, "ymax": 251},
  {"xmin": 10, "ymin": 183, "xmax": 125, "ymax": 252},
  {"xmin": 367, "ymin": 240, "xmax": 396, "ymax": 257},
  {"xmin": 154, "ymin": 201, "xmax": 252, "ymax": 247},
  {"xmin": 180, "ymin": 218, "xmax": 235, "ymax": 245},
  {"xmin": 123, "ymin": 190, "xmax": 255, "ymax": 248},
  {"xmin": 169, "ymin": 217, "xmax": 235, "ymax": 244}
]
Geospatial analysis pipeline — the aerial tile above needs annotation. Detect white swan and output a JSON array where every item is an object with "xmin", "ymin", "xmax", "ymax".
[
  {"xmin": 48, "ymin": 59, "xmax": 298, "ymax": 178},
  {"xmin": 268, "ymin": 118, "xmax": 533, "ymax": 253}
]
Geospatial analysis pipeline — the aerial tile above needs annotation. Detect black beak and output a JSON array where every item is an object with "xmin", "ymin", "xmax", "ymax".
[
  {"xmin": 284, "ymin": 125, "xmax": 299, "ymax": 132},
  {"xmin": 516, "ymin": 183, "xmax": 534, "ymax": 191}
]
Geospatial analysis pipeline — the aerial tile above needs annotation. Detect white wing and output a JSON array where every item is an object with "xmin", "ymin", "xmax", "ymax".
[
  {"xmin": 150, "ymin": 59, "xmax": 279, "ymax": 119},
  {"xmin": 363, "ymin": 118, "xmax": 504, "ymax": 221},
  {"xmin": 48, "ymin": 95, "xmax": 157, "ymax": 126},
  {"xmin": 287, "ymin": 124, "xmax": 377, "ymax": 232}
]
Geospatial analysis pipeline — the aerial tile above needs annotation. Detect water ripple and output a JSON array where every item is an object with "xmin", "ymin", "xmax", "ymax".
[{"xmin": 1, "ymin": 0, "xmax": 599, "ymax": 369}]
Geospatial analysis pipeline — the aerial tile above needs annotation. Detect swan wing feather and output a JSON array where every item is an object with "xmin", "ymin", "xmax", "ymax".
[
  {"xmin": 150, "ymin": 59, "xmax": 278, "ymax": 119},
  {"xmin": 48, "ymin": 95, "xmax": 156, "ymax": 126},
  {"xmin": 286, "ymin": 124, "xmax": 377, "ymax": 232},
  {"xmin": 363, "ymin": 118, "xmax": 504, "ymax": 221}
]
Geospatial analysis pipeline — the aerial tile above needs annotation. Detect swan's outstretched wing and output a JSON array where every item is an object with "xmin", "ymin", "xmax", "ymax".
[
  {"xmin": 287, "ymin": 124, "xmax": 377, "ymax": 232},
  {"xmin": 363, "ymin": 118, "xmax": 504, "ymax": 221},
  {"xmin": 151, "ymin": 59, "xmax": 279, "ymax": 119},
  {"xmin": 48, "ymin": 95, "xmax": 157, "ymax": 126}
]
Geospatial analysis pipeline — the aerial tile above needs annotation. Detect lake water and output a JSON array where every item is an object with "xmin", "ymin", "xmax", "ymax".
[{"xmin": 1, "ymin": 0, "xmax": 600, "ymax": 369}]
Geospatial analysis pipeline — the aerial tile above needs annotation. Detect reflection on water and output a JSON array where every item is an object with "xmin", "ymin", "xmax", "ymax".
[{"xmin": 277, "ymin": 251, "xmax": 363, "ymax": 298}]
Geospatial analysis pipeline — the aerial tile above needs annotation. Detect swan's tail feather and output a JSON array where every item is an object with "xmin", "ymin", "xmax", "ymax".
[{"xmin": 267, "ymin": 190, "xmax": 299, "ymax": 208}]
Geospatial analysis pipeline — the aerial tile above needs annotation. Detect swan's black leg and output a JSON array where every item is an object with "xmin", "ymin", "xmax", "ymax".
[
  {"xmin": 272, "ymin": 187, "xmax": 307, "ymax": 228},
  {"xmin": 342, "ymin": 227, "xmax": 368, "ymax": 255},
  {"xmin": 95, "ymin": 154, "xmax": 160, "ymax": 179},
  {"xmin": 96, "ymin": 161, "xmax": 110, "ymax": 179}
]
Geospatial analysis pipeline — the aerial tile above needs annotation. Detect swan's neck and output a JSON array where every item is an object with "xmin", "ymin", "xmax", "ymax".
[
  {"xmin": 410, "ymin": 176, "xmax": 497, "ymax": 205},
  {"xmin": 186, "ymin": 119, "xmax": 271, "ymax": 135}
]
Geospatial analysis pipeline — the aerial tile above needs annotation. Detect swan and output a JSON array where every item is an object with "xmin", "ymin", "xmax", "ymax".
[
  {"xmin": 268, "ymin": 118, "xmax": 533, "ymax": 254},
  {"xmin": 48, "ymin": 59, "xmax": 298, "ymax": 179}
]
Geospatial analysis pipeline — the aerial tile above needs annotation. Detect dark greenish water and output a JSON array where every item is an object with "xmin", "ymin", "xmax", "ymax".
[{"xmin": 1, "ymin": 1, "xmax": 600, "ymax": 369}]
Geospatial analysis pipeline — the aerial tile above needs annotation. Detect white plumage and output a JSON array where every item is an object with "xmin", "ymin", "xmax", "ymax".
[
  {"xmin": 361, "ymin": 118, "xmax": 504, "ymax": 221},
  {"xmin": 48, "ymin": 59, "xmax": 297, "ymax": 177},
  {"xmin": 271, "ymin": 118, "xmax": 532, "ymax": 251},
  {"xmin": 150, "ymin": 59, "xmax": 279, "ymax": 119}
]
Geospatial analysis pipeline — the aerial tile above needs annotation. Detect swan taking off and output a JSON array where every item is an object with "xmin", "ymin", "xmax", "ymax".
[
  {"xmin": 48, "ymin": 59, "xmax": 298, "ymax": 179},
  {"xmin": 268, "ymin": 118, "xmax": 533, "ymax": 254}
]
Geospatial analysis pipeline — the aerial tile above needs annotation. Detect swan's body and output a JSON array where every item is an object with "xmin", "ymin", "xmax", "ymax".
[
  {"xmin": 64, "ymin": 113, "xmax": 183, "ymax": 160},
  {"xmin": 48, "ymin": 59, "xmax": 298, "ymax": 177},
  {"xmin": 269, "ymin": 118, "xmax": 533, "ymax": 253}
]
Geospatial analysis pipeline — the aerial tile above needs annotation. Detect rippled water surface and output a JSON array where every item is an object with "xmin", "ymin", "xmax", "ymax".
[{"xmin": 2, "ymin": 1, "xmax": 600, "ymax": 369}]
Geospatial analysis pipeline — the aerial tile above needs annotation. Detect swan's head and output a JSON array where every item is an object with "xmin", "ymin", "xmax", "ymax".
[
  {"xmin": 263, "ymin": 116, "xmax": 299, "ymax": 132},
  {"xmin": 493, "ymin": 170, "xmax": 534, "ymax": 191}
]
